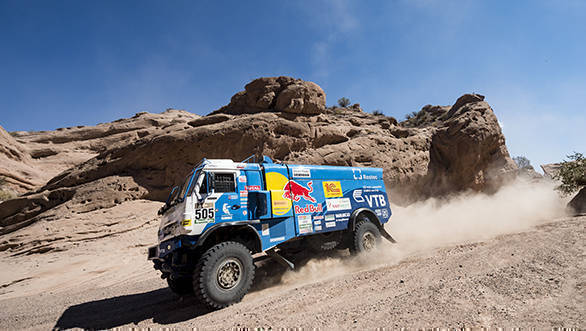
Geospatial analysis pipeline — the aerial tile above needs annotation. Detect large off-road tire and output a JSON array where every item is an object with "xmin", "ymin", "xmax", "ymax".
[
  {"xmin": 193, "ymin": 241, "xmax": 255, "ymax": 309},
  {"xmin": 167, "ymin": 276, "xmax": 194, "ymax": 296},
  {"xmin": 350, "ymin": 217, "xmax": 381, "ymax": 254}
]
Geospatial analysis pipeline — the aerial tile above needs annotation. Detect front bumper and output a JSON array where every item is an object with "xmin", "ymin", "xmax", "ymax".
[{"xmin": 147, "ymin": 235, "xmax": 199, "ymax": 260}]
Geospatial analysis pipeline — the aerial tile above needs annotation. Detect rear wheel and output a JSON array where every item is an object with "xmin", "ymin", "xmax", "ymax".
[
  {"xmin": 167, "ymin": 276, "xmax": 194, "ymax": 296},
  {"xmin": 193, "ymin": 241, "xmax": 255, "ymax": 309},
  {"xmin": 350, "ymin": 217, "xmax": 381, "ymax": 254}
]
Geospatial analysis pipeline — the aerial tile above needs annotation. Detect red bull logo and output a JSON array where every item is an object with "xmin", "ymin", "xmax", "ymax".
[{"xmin": 282, "ymin": 180, "xmax": 316, "ymax": 203}]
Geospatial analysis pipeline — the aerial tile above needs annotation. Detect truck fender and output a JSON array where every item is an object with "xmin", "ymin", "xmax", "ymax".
[
  {"xmin": 195, "ymin": 222, "xmax": 262, "ymax": 253},
  {"xmin": 349, "ymin": 208, "xmax": 396, "ymax": 243}
]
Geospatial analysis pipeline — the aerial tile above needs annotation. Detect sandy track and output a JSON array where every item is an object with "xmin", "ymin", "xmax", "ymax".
[{"xmin": 0, "ymin": 215, "xmax": 583, "ymax": 329}]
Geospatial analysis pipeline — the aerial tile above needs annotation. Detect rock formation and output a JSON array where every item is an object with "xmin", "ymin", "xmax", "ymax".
[
  {"xmin": 567, "ymin": 187, "xmax": 586, "ymax": 215},
  {"xmin": 0, "ymin": 77, "xmax": 517, "ymax": 253},
  {"xmin": 1, "ymin": 110, "xmax": 199, "ymax": 195},
  {"xmin": 541, "ymin": 163, "xmax": 561, "ymax": 179},
  {"xmin": 215, "ymin": 76, "xmax": 326, "ymax": 115}
]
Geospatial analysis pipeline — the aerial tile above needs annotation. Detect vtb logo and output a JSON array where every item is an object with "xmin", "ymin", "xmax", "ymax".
[
  {"xmin": 283, "ymin": 180, "xmax": 316, "ymax": 203},
  {"xmin": 322, "ymin": 181, "xmax": 343, "ymax": 198}
]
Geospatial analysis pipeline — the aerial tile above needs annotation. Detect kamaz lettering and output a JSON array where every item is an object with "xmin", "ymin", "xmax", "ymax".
[{"xmin": 149, "ymin": 155, "xmax": 395, "ymax": 310}]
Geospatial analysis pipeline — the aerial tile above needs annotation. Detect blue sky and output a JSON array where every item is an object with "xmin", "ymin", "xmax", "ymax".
[{"xmin": 1, "ymin": 0, "xmax": 584, "ymax": 169}]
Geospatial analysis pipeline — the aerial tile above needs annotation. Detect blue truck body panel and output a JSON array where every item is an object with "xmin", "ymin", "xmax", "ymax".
[{"xmin": 153, "ymin": 157, "xmax": 392, "ymax": 258}]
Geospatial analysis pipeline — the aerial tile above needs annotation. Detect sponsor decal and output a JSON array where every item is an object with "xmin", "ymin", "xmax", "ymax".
[
  {"xmin": 262, "ymin": 223, "xmax": 270, "ymax": 236},
  {"xmin": 283, "ymin": 180, "xmax": 316, "ymax": 203},
  {"xmin": 365, "ymin": 194, "xmax": 387, "ymax": 208},
  {"xmin": 228, "ymin": 195, "xmax": 238, "ymax": 200},
  {"xmin": 181, "ymin": 219, "xmax": 192, "ymax": 226},
  {"xmin": 270, "ymin": 236, "xmax": 285, "ymax": 242},
  {"xmin": 315, "ymin": 225, "xmax": 322, "ymax": 231},
  {"xmin": 236, "ymin": 163, "xmax": 246, "ymax": 169},
  {"xmin": 352, "ymin": 168, "xmax": 363, "ymax": 180},
  {"xmin": 240, "ymin": 190, "xmax": 248, "ymax": 197},
  {"xmin": 337, "ymin": 218, "xmax": 349, "ymax": 222},
  {"xmin": 335, "ymin": 212, "xmax": 350, "ymax": 219},
  {"xmin": 292, "ymin": 167, "xmax": 311, "ymax": 178},
  {"xmin": 242, "ymin": 210, "xmax": 247, "ymax": 215},
  {"xmin": 353, "ymin": 168, "xmax": 377, "ymax": 180},
  {"xmin": 323, "ymin": 181, "xmax": 343, "ymax": 198},
  {"xmin": 245, "ymin": 185, "xmax": 261, "ymax": 191},
  {"xmin": 326, "ymin": 198, "xmax": 351, "ymax": 211},
  {"xmin": 238, "ymin": 175, "xmax": 247, "ymax": 183},
  {"xmin": 325, "ymin": 221, "xmax": 336, "ymax": 228},
  {"xmin": 325, "ymin": 214, "xmax": 335, "ymax": 222},
  {"xmin": 294, "ymin": 204, "xmax": 323, "ymax": 214},
  {"xmin": 353, "ymin": 189, "xmax": 365, "ymax": 203},
  {"xmin": 374, "ymin": 208, "xmax": 390, "ymax": 218},
  {"xmin": 314, "ymin": 220, "xmax": 321, "ymax": 225},
  {"xmin": 298, "ymin": 215, "xmax": 313, "ymax": 234},
  {"xmin": 266, "ymin": 172, "xmax": 293, "ymax": 215},
  {"xmin": 313, "ymin": 215, "xmax": 324, "ymax": 220},
  {"xmin": 221, "ymin": 202, "xmax": 241, "ymax": 219},
  {"xmin": 273, "ymin": 198, "xmax": 290, "ymax": 209},
  {"xmin": 222, "ymin": 203, "xmax": 231, "ymax": 215}
]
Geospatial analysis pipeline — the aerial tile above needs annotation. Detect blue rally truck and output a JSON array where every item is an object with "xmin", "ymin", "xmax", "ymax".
[{"xmin": 148, "ymin": 156, "xmax": 395, "ymax": 309}]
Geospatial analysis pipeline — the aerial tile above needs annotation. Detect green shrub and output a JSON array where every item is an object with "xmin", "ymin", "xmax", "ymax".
[
  {"xmin": 0, "ymin": 190, "xmax": 15, "ymax": 201},
  {"xmin": 554, "ymin": 152, "xmax": 586, "ymax": 195},
  {"xmin": 337, "ymin": 97, "xmax": 351, "ymax": 108},
  {"xmin": 0, "ymin": 176, "xmax": 15, "ymax": 201}
]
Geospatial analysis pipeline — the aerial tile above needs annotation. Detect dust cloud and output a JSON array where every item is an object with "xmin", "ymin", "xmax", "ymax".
[{"xmin": 277, "ymin": 178, "xmax": 567, "ymax": 287}]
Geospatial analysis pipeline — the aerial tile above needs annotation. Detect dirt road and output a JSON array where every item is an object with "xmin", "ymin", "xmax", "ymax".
[{"xmin": 1, "ymin": 215, "xmax": 584, "ymax": 329}]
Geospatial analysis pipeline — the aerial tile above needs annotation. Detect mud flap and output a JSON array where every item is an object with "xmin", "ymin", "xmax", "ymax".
[{"xmin": 380, "ymin": 227, "xmax": 397, "ymax": 243}]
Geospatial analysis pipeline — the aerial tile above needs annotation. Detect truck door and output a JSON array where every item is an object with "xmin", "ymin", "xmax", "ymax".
[
  {"xmin": 238, "ymin": 169, "xmax": 262, "ymax": 220},
  {"xmin": 208, "ymin": 171, "xmax": 244, "ymax": 223}
]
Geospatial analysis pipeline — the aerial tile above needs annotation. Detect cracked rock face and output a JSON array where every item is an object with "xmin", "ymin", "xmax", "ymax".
[{"xmin": 0, "ymin": 78, "xmax": 517, "ymax": 254}]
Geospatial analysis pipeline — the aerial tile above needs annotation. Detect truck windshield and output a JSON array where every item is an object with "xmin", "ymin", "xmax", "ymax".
[{"xmin": 176, "ymin": 171, "xmax": 195, "ymax": 203}]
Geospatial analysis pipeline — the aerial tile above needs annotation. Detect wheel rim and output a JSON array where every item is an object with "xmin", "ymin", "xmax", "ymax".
[
  {"xmin": 362, "ymin": 231, "xmax": 376, "ymax": 251},
  {"xmin": 216, "ymin": 258, "xmax": 243, "ymax": 290}
]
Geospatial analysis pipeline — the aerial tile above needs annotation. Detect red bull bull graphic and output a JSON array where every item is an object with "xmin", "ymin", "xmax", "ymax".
[{"xmin": 283, "ymin": 180, "xmax": 316, "ymax": 203}]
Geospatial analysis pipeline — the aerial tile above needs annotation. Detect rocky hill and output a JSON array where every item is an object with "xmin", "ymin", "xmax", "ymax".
[
  {"xmin": 0, "ymin": 77, "xmax": 516, "ymax": 250},
  {"xmin": 0, "ymin": 110, "xmax": 199, "ymax": 194}
]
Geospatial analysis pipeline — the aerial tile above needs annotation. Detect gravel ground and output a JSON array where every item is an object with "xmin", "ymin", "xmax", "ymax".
[{"xmin": 0, "ymin": 216, "xmax": 583, "ymax": 329}]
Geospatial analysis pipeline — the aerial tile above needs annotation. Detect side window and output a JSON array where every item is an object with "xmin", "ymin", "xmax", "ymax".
[
  {"xmin": 199, "ymin": 173, "xmax": 209, "ymax": 195},
  {"xmin": 212, "ymin": 173, "xmax": 236, "ymax": 193}
]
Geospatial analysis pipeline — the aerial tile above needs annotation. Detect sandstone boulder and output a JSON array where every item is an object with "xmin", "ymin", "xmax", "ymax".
[
  {"xmin": 567, "ymin": 187, "xmax": 586, "ymax": 215},
  {"xmin": 216, "ymin": 76, "xmax": 326, "ymax": 115}
]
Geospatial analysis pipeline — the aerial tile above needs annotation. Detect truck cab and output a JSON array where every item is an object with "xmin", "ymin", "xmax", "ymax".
[{"xmin": 149, "ymin": 156, "xmax": 394, "ymax": 309}]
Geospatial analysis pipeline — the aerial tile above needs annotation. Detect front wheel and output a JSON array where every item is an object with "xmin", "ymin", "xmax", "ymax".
[
  {"xmin": 350, "ymin": 217, "xmax": 381, "ymax": 254},
  {"xmin": 193, "ymin": 241, "xmax": 255, "ymax": 309}
]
